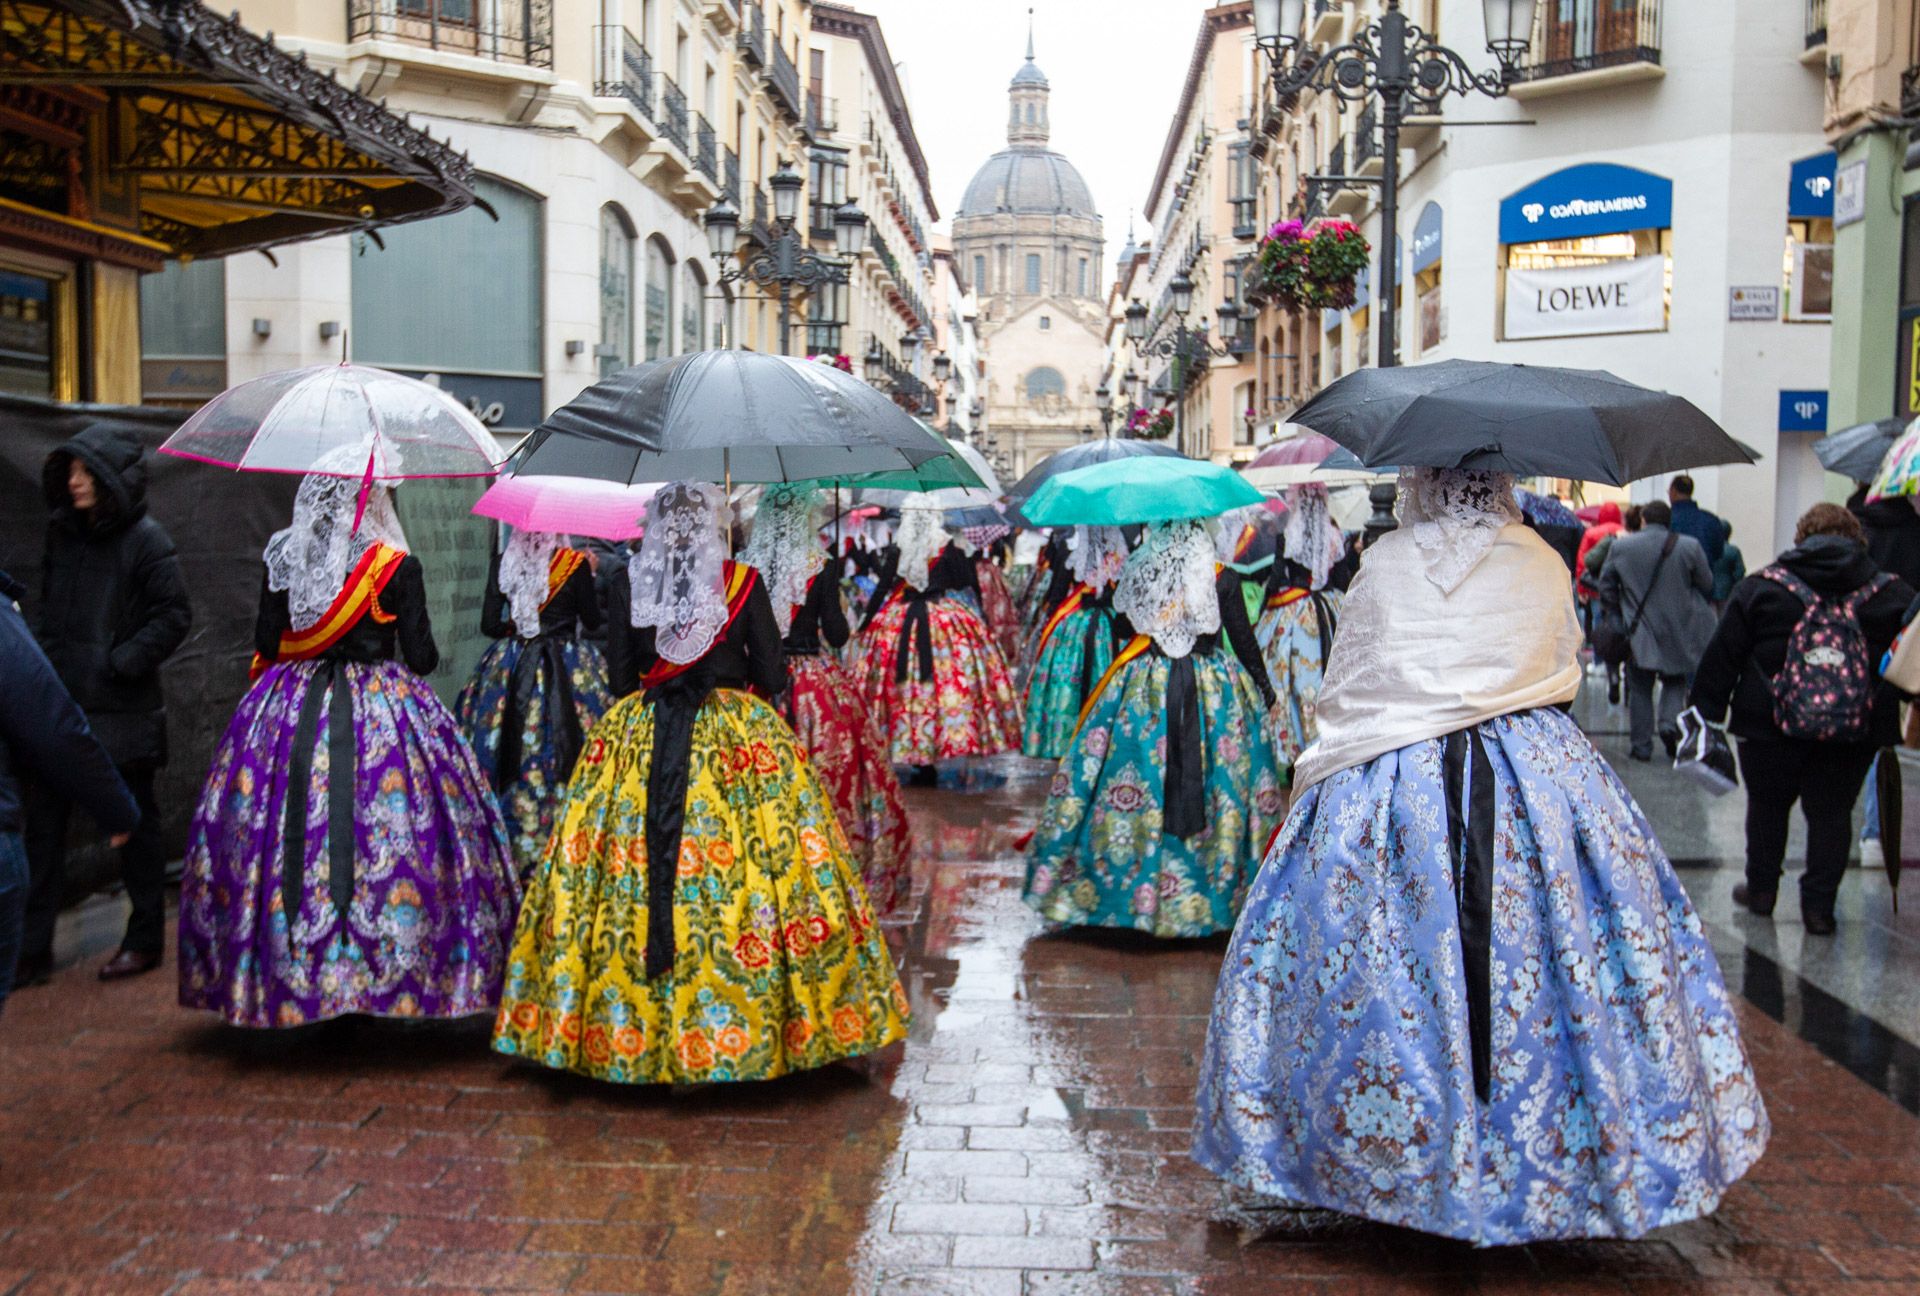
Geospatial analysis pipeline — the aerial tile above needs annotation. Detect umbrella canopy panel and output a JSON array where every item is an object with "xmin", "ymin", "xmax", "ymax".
[
  {"xmin": 0, "ymin": 1, "xmax": 477, "ymax": 262},
  {"xmin": 1814, "ymin": 417, "xmax": 1907, "ymax": 485},
  {"xmin": 1023, "ymin": 457, "xmax": 1265, "ymax": 527}
]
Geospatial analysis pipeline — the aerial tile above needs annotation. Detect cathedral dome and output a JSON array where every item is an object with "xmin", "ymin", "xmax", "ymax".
[{"xmin": 957, "ymin": 149, "xmax": 1096, "ymax": 218}]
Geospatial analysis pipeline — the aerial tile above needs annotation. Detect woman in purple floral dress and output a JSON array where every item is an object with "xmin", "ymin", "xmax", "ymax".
[{"xmin": 178, "ymin": 456, "xmax": 520, "ymax": 1028}]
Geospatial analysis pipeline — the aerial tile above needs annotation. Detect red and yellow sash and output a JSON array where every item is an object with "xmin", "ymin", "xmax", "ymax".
[
  {"xmin": 545, "ymin": 547, "xmax": 586, "ymax": 607},
  {"xmin": 1265, "ymin": 586, "xmax": 1310, "ymax": 612},
  {"xmin": 251, "ymin": 543, "xmax": 405, "ymax": 679},
  {"xmin": 1071, "ymin": 633, "xmax": 1152, "ymax": 740},
  {"xmin": 1232, "ymin": 523, "xmax": 1258, "ymax": 561},
  {"xmin": 639, "ymin": 562, "xmax": 758, "ymax": 690},
  {"xmin": 1034, "ymin": 583, "xmax": 1090, "ymax": 656}
]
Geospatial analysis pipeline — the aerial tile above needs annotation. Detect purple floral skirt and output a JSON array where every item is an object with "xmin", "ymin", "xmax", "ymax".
[{"xmin": 178, "ymin": 658, "xmax": 521, "ymax": 1028}]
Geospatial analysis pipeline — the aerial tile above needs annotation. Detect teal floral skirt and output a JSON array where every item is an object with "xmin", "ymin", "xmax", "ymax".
[
  {"xmin": 1023, "ymin": 647, "xmax": 1284, "ymax": 937},
  {"xmin": 1020, "ymin": 605, "xmax": 1117, "ymax": 760}
]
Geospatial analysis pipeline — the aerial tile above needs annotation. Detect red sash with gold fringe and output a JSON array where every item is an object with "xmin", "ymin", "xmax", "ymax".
[
  {"xmin": 639, "ymin": 562, "xmax": 758, "ymax": 690},
  {"xmin": 250, "ymin": 543, "xmax": 404, "ymax": 679}
]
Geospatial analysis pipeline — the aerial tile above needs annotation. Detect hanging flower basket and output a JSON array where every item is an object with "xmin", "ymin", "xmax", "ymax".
[
  {"xmin": 1252, "ymin": 218, "xmax": 1371, "ymax": 312},
  {"xmin": 1126, "ymin": 407, "xmax": 1175, "ymax": 440}
]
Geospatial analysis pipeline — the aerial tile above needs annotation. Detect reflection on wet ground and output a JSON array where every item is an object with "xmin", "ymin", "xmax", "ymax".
[{"xmin": 2, "ymin": 754, "xmax": 1919, "ymax": 1293}]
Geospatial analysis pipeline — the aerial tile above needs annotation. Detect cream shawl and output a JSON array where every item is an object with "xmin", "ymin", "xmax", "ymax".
[{"xmin": 1290, "ymin": 521, "xmax": 1583, "ymax": 796}]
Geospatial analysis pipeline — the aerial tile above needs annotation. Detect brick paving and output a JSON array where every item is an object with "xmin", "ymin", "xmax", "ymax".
[{"xmin": 2, "ymin": 765, "xmax": 1918, "ymax": 1294}]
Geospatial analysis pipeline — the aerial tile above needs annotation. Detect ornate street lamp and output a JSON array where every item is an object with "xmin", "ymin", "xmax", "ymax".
[
  {"xmin": 1252, "ymin": 0, "xmax": 1534, "ymax": 369},
  {"xmin": 1095, "ymin": 380, "xmax": 1114, "ymax": 436},
  {"xmin": 932, "ymin": 351, "xmax": 952, "ymax": 382},
  {"xmin": 862, "ymin": 337, "xmax": 886, "ymax": 385},
  {"xmin": 1127, "ymin": 289, "xmax": 1236, "ymax": 452},
  {"xmin": 707, "ymin": 160, "xmax": 866, "ymax": 356}
]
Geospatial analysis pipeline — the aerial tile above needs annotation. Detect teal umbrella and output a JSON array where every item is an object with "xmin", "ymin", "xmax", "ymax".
[{"xmin": 1022, "ymin": 457, "xmax": 1264, "ymax": 526}]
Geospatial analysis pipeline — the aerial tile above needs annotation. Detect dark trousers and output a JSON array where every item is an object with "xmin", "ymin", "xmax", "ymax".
[
  {"xmin": 1737, "ymin": 737, "xmax": 1878, "ymax": 921},
  {"xmin": 0, "ymin": 831, "xmax": 26, "ymax": 1012},
  {"xmin": 22, "ymin": 764, "xmax": 165, "ymax": 961},
  {"xmin": 1626, "ymin": 665, "xmax": 1686, "ymax": 757}
]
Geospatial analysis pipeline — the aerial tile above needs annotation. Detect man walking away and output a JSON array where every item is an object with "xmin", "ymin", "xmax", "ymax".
[
  {"xmin": 0, "ymin": 569, "xmax": 139, "ymax": 1010},
  {"xmin": 20, "ymin": 424, "xmax": 191, "ymax": 985},
  {"xmin": 1599, "ymin": 500, "xmax": 1716, "ymax": 762},
  {"xmin": 1689, "ymin": 504, "xmax": 1912, "ymax": 936},
  {"xmin": 1711, "ymin": 519, "xmax": 1746, "ymax": 612},
  {"xmin": 1668, "ymin": 475, "xmax": 1726, "ymax": 570}
]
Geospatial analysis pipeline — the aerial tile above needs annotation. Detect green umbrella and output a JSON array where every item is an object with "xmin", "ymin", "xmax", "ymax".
[
  {"xmin": 1023, "ymin": 457, "xmax": 1264, "ymax": 526},
  {"xmin": 799, "ymin": 431, "xmax": 987, "ymax": 492}
]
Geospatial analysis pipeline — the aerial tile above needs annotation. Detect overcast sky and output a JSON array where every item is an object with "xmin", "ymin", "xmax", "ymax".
[{"xmin": 851, "ymin": 0, "xmax": 1203, "ymax": 287}]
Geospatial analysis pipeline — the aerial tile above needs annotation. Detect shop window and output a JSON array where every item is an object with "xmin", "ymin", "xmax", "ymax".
[
  {"xmin": 1416, "ymin": 265, "xmax": 1444, "ymax": 355},
  {"xmin": 139, "ymin": 258, "xmax": 226, "ymax": 405},
  {"xmin": 1498, "ymin": 228, "xmax": 1671, "ymax": 341},
  {"xmin": 682, "ymin": 260, "xmax": 706, "ymax": 354},
  {"xmin": 1785, "ymin": 217, "xmax": 1834, "ymax": 322},
  {"xmin": 0, "ymin": 264, "xmax": 65, "ymax": 399},
  {"xmin": 645, "ymin": 236, "xmax": 675, "ymax": 361},
  {"xmin": 599, "ymin": 205, "xmax": 635, "ymax": 377},
  {"xmin": 352, "ymin": 175, "xmax": 542, "ymax": 378}
]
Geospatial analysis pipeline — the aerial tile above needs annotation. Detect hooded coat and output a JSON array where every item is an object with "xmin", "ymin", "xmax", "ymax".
[
  {"xmin": 1847, "ymin": 485, "xmax": 1920, "ymax": 591},
  {"xmin": 1689, "ymin": 534, "xmax": 1914, "ymax": 746},
  {"xmin": 37, "ymin": 424, "xmax": 192, "ymax": 767}
]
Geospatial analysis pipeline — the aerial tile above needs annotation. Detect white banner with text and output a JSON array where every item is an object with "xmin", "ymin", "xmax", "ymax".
[{"xmin": 1503, "ymin": 255, "xmax": 1666, "ymax": 340}]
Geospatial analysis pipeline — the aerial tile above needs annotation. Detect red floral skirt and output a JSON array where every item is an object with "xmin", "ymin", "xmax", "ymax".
[
  {"xmin": 976, "ymin": 559, "xmax": 1022, "ymax": 665},
  {"xmin": 853, "ymin": 593, "xmax": 1023, "ymax": 764},
  {"xmin": 782, "ymin": 653, "xmax": 914, "ymax": 914}
]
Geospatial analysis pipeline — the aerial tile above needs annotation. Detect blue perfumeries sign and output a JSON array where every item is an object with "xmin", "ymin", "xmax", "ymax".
[
  {"xmin": 1499, "ymin": 163, "xmax": 1674, "ymax": 245},
  {"xmin": 1788, "ymin": 152, "xmax": 1836, "ymax": 220},
  {"xmin": 1778, "ymin": 389, "xmax": 1828, "ymax": 433},
  {"xmin": 1410, "ymin": 202, "xmax": 1443, "ymax": 273}
]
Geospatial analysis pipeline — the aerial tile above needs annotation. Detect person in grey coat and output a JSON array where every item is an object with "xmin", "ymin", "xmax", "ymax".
[{"xmin": 1599, "ymin": 500, "xmax": 1717, "ymax": 761}]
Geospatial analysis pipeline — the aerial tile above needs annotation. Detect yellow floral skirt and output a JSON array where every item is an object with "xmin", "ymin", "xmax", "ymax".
[{"xmin": 491, "ymin": 687, "xmax": 909, "ymax": 1083}]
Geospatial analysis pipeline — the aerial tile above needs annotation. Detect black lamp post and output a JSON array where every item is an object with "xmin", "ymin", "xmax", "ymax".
[
  {"xmin": 1126, "ymin": 274, "xmax": 1237, "ymax": 455},
  {"xmin": 706, "ymin": 161, "xmax": 868, "ymax": 356},
  {"xmin": 1252, "ymin": 0, "xmax": 1534, "ymax": 369}
]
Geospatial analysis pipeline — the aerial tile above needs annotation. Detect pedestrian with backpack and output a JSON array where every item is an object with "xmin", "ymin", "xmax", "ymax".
[{"xmin": 1690, "ymin": 503, "xmax": 1913, "ymax": 935}]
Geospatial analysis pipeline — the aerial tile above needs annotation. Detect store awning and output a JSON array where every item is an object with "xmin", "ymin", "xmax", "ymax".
[{"xmin": 0, "ymin": 0, "xmax": 477, "ymax": 262}]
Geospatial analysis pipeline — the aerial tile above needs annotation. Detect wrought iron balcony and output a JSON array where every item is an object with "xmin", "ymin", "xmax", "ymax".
[
  {"xmin": 723, "ymin": 146, "xmax": 741, "ymax": 202},
  {"xmin": 1230, "ymin": 198, "xmax": 1257, "ymax": 242},
  {"xmin": 349, "ymin": 0, "xmax": 553, "ymax": 68},
  {"xmin": 694, "ymin": 113, "xmax": 717, "ymax": 182},
  {"xmin": 768, "ymin": 40, "xmax": 804, "ymax": 122},
  {"xmin": 657, "ymin": 74, "xmax": 689, "ymax": 155},
  {"xmin": 737, "ymin": 3, "xmax": 766, "ymax": 67},
  {"xmin": 1513, "ymin": 0, "xmax": 1661, "ymax": 85},
  {"xmin": 592, "ymin": 25, "xmax": 653, "ymax": 118},
  {"xmin": 1353, "ymin": 103, "xmax": 1379, "ymax": 175},
  {"xmin": 1806, "ymin": 0, "xmax": 1827, "ymax": 50},
  {"xmin": 807, "ymin": 94, "xmax": 839, "ymax": 136}
]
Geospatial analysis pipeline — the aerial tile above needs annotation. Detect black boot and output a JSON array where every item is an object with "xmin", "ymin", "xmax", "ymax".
[{"xmin": 1732, "ymin": 883, "xmax": 1776, "ymax": 918}]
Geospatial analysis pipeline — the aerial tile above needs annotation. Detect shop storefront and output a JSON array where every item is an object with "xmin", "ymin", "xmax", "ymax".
[
  {"xmin": 1410, "ymin": 201, "xmax": 1443, "ymax": 357},
  {"xmin": 1497, "ymin": 163, "xmax": 1673, "ymax": 342}
]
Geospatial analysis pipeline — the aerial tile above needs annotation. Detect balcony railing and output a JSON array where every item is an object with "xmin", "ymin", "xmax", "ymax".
[
  {"xmin": 694, "ymin": 113, "xmax": 717, "ymax": 182},
  {"xmin": 1515, "ymin": 0, "xmax": 1661, "ymax": 83},
  {"xmin": 1806, "ymin": 0, "xmax": 1827, "ymax": 49},
  {"xmin": 807, "ymin": 94, "xmax": 839, "ymax": 136},
  {"xmin": 1230, "ymin": 197, "xmax": 1257, "ymax": 241},
  {"xmin": 768, "ymin": 40, "xmax": 803, "ymax": 121},
  {"xmin": 657, "ymin": 75, "xmax": 689, "ymax": 154},
  {"xmin": 593, "ymin": 25, "xmax": 653, "ymax": 117},
  {"xmin": 1354, "ymin": 103, "xmax": 1378, "ymax": 171},
  {"xmin": 723, "ymin": 146, "xmax": 741, "ymax": 202},
  {"xmin": 737, "ymin": 2, "xmax": 766, "ymax": 67},
  {"xmin": 349, "ymin": 0, "xmax": 554, "ymax": 68},
  {"xmin": 750, "ymin": 184, "xmax": 773, "ymax": 242}
]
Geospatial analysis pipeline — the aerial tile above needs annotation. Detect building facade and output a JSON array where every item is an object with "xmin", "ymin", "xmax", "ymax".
[
  {"xmin": 141, "ymin": 0, "xmax": 813, "ymax": 435},
  {"xmin": 930, "ymin": 241, "xmax": 985, "ymax": 444},
  {"xmin": 951, "ymin": 33, "xmax": 1106, "ymax": 479},
  {"xmin": 1235, "ymin": 0, "xmax": 1832, "ymax": 555}
]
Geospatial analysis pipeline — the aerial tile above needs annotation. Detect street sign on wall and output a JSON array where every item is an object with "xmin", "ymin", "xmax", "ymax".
[
  {"xmin": 1835, "ymin": 159, "xmax": 1869, "ymax": 229},
  {"xmin": 1503, "ymin": 255, "xmax": 1666, "ymax": 340},
  {"xmin": 1728, "ymin": 286, "xmax": 1779, "ymax": 320}
]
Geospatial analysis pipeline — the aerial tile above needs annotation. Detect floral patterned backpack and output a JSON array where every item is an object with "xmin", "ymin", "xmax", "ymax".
[{"xmin": 1758, "ymin": 565, "xmax": 1893, "ymax": 742}]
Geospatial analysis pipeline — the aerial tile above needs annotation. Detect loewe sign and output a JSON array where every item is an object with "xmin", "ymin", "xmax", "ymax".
[{"xmin": 1503, "ymin": 255, "xmax": 1666, "ymax": 341}]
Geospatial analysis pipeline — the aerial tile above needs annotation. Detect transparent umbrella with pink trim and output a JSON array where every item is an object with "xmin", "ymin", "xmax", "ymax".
[
  {"xmin": 1241, "ymin": 428, "xmax": 1376, "ymax": 490},
  {"xmin": 158, "ymin": 363, "xmax": 501, "ymax": 481},
  {"xmin": 471, "ymin": 474, "xmax": 659, "ymax": 541}
]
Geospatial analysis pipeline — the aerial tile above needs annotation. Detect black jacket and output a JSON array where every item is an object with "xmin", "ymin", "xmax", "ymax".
[
  {"xmin": 254, "ymin": 555, "xmax": 439, "ymax": 677},
  {"xmin": 38, "ymin": 424, "xmax": 192, "ymax": 767},
  {"xmin": 1689, "ymin": 535, "xmax": 1914, "ymax": 745},
  {"xmin": 1848, "ymin": 486, "xmax": 1920, "ymax": 591},
  {"xmin": 480, "ymin": 549, "xmax": 604, "ymax": 640},
  {"xmin": 0, "ymin": 570, "xmax": 140, "ymax": 837},
  {"xmin": 605, "ymin": 564, "xmax": 788, "ymax": 699}
]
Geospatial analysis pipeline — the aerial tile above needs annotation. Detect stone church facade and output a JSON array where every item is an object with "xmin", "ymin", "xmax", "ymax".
[{"xmin": 952, "ymin": 36, "xmax": 1106, "ymax": 479}]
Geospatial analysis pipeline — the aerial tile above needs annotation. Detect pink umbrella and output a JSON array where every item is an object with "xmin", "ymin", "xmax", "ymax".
[
  {"xmin": 472, "ymin": 474, "xmax": 658, "ymax": 541},
  {"xmin": 1242, "ymin": 429, "xmax": 1374, "ymax": 489}
]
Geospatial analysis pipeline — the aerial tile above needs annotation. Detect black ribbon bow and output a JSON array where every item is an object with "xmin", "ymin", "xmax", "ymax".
[
  {"xmin": 641, "ymin": 671, "xmax": 712, "ymax": 979},
  {"xmin": 893, "ymin": 591, "xmax": 936, "ymax": 683},
  {"xmin": 283, "ymin": 659, "xmax": 357, "ymax": 923},
  {"xmin": 1442, "ymin": 727, "xmax": 1497, "ymax": 1104},
  {"xmin": 494, "ymin": 635, "xmax": 584, "ymax": 795},
  {"xmin": 1162, "ymin": 654, "xmax": 1207, "ymax": 842}
]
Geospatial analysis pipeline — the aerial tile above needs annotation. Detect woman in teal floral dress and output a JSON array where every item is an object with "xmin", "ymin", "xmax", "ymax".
[{"xmin": 1024, "ymin": 520, "xmax": 1283, "ymax": 937}]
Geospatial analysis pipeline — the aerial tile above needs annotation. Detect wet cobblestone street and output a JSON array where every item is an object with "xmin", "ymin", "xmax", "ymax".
[{"xmin": 3, "ymin": 758, "xmax": 1920, "ymax": 1295}]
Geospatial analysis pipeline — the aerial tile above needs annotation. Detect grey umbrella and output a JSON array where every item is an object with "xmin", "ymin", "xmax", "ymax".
[
  {"xmin": 1290, "ymin": 360, "xmax": 1754, "ymax": 486},
  {"xmin": 508, "ymin": 352, "xmax": 952, "ymax": 485},
  {"xmin": 1813, "ymin": 417, "xmax": 1907, "ymax": 484}
]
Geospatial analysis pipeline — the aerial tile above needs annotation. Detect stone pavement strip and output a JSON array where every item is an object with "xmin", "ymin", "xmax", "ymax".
[{"xmin": 2, "ymin": 764, "xmax": 1918, "ymax": 1295}]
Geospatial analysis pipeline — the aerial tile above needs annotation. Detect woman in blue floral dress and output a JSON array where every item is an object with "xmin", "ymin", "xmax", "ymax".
[
  {"xmin": 1253, "ymin": 484, "xmax": 1348, "ymax": 776},
  {"xmin": 1021, "ymin": 526, "xmax": 1127, "ymax": 760},
  {"xmin": 1194, "ymin": 468, "xmax": 1768, "ymax": 1246},
  {"xmin": 1023, "ymin": 519, "xmax": 1283, "ymax": 937}
]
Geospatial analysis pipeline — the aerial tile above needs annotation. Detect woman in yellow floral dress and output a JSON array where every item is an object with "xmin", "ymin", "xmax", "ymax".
[{"xmin": 492, "ymin": 482, "xmax": 908, "ymax": 1084}]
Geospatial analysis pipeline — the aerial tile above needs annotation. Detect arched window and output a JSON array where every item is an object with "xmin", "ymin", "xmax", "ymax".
[
  {"xmin": 682, "ymin": 260, "xmax": 707, "ymax": 353},
  {"xmin": 1025, "ymin": 366, "xmax": 1065, "ymax": 405},
  {"xmin": 645, "ymin": 236, "xmax": 675, "ymax": 361},
  {"xmin": 599, "ymin": 204, "xmax": 635, "ymax": 376}
]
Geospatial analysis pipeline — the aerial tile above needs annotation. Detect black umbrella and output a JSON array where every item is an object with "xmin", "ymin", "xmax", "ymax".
[
  {"xmin": 1813, "ymin": 417, "xmax": 1907, "ymax": 484},
  {"xmin": 509, "ymin": 351, "xmax": 951, "ymax": 485},
  {"xmin": 1289, "ymin": 360, "xmax": 1754, "ymax": 486},
  {"xmin": 1004, "ymin": 438, "xmax": 1189, "ymax": 525}
]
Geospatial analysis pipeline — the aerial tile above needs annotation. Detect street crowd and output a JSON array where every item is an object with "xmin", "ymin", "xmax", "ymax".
[{"xmin": 3, "ymin": 396, "xmax": 1917, "ymax": 1248}]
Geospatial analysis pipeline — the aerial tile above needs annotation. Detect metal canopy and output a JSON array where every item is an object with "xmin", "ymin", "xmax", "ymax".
[{"xmin": 0, "ymin": 0, "xmax": 478, "ymax": 259}]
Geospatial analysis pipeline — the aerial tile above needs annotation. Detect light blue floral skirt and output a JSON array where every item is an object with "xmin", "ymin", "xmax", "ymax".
[
  {"xmin": 1021, "ymin": 605, "xmax": 1117, "ymax": 760},
  {"xmin": 1193, "ymin": 705, "xmax": 1768, "ymax": 1246},
  {"xmin": 1253, "ymin": 589, "xmax": 1341, "ymax": 775},
  {"xmin": 1023, "ymin": 648, "xmax": 1284, "ymax": 937}
]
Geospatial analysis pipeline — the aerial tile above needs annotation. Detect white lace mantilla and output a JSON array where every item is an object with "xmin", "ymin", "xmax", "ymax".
[
  {"xmin": 263, "ymin": 440, "xmax": 409, "ymax": 633},
  {"xmin": 629, "ymin": 480, "xmax": 730, "ymax": 664},
  {"xmin": 1398, "ymin": 467, "xmax": 1523, "ymax": 594},
  {"xmin": 1067, "ymin": 525, "xmax": 1129, "ymax": 591},
  {"xmin": 741, "ymin": 483, "xmax": 824, "ymax": 634},
  {"xmin": 1114, "ymin": 520, "xmax": 1219, "ymax": 659},
  {"xmin": 498, "ymin": 529, "xmax": 561, "ymax": 638}
]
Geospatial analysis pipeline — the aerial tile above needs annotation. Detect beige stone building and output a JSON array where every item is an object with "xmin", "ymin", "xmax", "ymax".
[{"xmin": 951, "ymin": 33, "xmax": 1106, "ymax": 479}]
